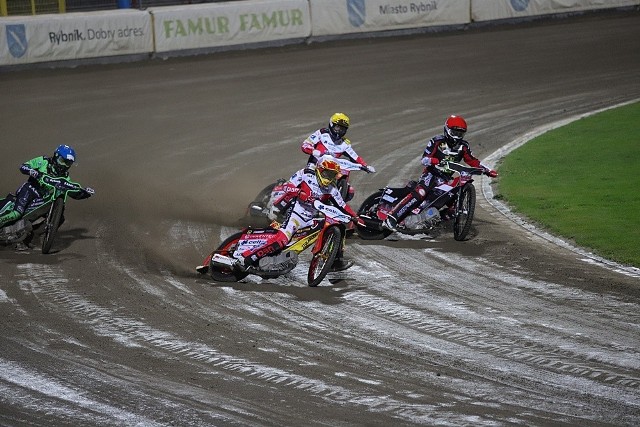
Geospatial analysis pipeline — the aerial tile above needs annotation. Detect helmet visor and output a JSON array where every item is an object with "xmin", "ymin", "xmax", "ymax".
[
  {"xmin": 317, "ymin": 168, "xmax": 339, "ymax": 186},
  {"xmin": 332, "ymin": 124, "xmax": 348, "ymax": 137},
  {"xmin": 449, "ymin": 128, "xmax": 465, "ymax": 140},
  {"xmin": 56, "ymin": 156, "xmax": 74, "ymax": 169}
]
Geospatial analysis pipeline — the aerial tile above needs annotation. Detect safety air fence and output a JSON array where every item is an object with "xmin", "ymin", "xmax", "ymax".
[{"xmin": 1, "ymin": 0, "xmax": 638, "ymax": 67}]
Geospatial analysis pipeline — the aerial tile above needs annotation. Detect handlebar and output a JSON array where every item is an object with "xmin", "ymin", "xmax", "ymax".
[
  {"xmin": 436, "ymin": 161, "xmax": 485, "ymax": 176},
  {"xmin": 40, "ymin": 174, "xmax": 87, "ymax": 192}
]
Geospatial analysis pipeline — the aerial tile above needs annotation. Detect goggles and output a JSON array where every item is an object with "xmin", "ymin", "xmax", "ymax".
[
  {"xmin": 56, "ymin": 156, "xmax": 74, "ymax": 168},
  {"xmin": 449, "ymin": 128, "xmax": 466, "ymax": 139},
  {"xmin": 317, "ymin": 168, "xmax": 340, "ymax": 186}
]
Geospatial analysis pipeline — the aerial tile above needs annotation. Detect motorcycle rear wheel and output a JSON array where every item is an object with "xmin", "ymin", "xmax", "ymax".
[
  {"xmin": 356, "ymin": 191, "xmax": 392, "ymax": 240},
  {"xmin": 42, "ymin": 198, "xmax": 64, "ymax": 254},
  {"xmin": 209, "ymin": 232, "xmax": 250, "ymax": 282},
  {"xmin": 307, "ymin": 226, "xmax": 341, "ymax": 287},
  {"xmin": 248, "ymin": 181, "xmax": 281, "ymax": 217},
  {"xmin": 453, "ymin": 183, "xmax": 476, "ymax": 241}
]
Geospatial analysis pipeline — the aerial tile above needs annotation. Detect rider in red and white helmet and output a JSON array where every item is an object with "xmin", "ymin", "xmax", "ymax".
[
  {"xmin": 236, "ymin": 157, "xmax": 358, "ymax": 272},
  {"xmin": 382, "ymin": 115, "xmax": 498, "ymax": 231}
]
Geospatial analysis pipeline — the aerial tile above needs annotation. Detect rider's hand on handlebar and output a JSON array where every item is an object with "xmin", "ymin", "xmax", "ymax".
[
  {"xmin": 352, "ymin": 216, "xmax": 366, "ymax": 227},
  {"xmin": 485, "ymin": 169, "xmax": 498, "ymax": 178},
  {"xmin": 363, "ymin": 165, "xmax": 376, "ymax": 173},
  {"xmin": 312, "ymin": 147, "xmax": 326, "ymax": 158},
  {"xmin": 29, "ymin": 169, "xmax": 40, "ymax": 179}
]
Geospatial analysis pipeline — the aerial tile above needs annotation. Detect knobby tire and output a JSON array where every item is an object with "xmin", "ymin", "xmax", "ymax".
[
  {"xmin": 356, "ymin": 191, "xmax": 392, "ymax": 240},
  {"xmin": 41, "ymin": 198, "xmax": 64, "ymax": 254},
  {"xmin": 307, "ymin": 226, "xmax": 341, "ymax": 287},
  {"xmin": 453, "ymin": 183, "xmax": 476, "ymax": 241}
]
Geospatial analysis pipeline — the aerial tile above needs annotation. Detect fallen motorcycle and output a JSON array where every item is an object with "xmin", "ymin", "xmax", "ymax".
[
  {"xmin": 198, "ymin": 200, "xmax": 353, "ymax": 287},
  {"xmin": 0, "ymin": 175, "xmax": 94, "ymax": 253},
  {"xmin": 356, "ymin": 161, "xmax": 485, "ymax": 241},
  {"xmin": 247, "ymin": 155, "xmax": 374, "ymax": 223}
]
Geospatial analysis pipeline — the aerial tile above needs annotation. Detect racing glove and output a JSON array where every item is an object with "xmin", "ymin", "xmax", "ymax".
[
  {"xmin": 29, "ymin": 169, "xmax": 41, "ymax": 179},
  {"xmin": 485, "ymin": 169, "xmax": 498, "ymax": 178},
  {"xmin": 421, "ymin": 157, "xmax": 439, "ymax": 166},
  {"xmin": 362, "ymin": 165, "xmax": 376, "ymax": 173}
]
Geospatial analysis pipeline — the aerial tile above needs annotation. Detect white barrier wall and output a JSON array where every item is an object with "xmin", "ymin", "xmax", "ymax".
[
  {"xmin": 150, "ymin": 0, "xmax": 310, "ymax": 53},
  {"xmin": 472, "ymin": 0, "xmax": 640, "ymax": 22},
  {"xmin": 310, "ymin": 0, "xmax": 470, "ymax": 37},
  {"xmin": 1, "ymin": 1, "xmax": 636, "ymax": 67},
  {"xmin": 0, "ymin": 10, "xmax": 152, "ymax": 66}
]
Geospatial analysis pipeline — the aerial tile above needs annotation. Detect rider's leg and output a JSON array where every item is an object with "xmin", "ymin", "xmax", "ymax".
[
  {"xmin": 238, "ymin": 228, "xmax": 289, "ymax": 270},
  {"xmin": 345, "ymin": 184, "xmax": 355, "ymax": 202},
  {"xmin": 237, "ymin": 200, "xmax": 309, "ymax": 269},
  {"xmin": 0, "ymin": 210, "xmax": 20, "ymax": 228},
  {"xmin": 331, "ymin": 233, "xmax": 353, "ymax": 271},
  {"xmin": 0, "ymin": 183, "xmax": 36, "ymax": 228},
  {"xmin": 383, "ymin": 176, "xmax": 435, "ymax": 230}
]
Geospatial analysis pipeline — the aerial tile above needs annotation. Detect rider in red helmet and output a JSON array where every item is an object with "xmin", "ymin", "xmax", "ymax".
[{"xmin": 382, "ymin": 115, "xmax": 498, "ymax": 231}]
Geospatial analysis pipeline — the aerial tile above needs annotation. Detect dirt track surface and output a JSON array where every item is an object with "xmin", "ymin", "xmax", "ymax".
[{"xmin": 1, "ymin": 11, "xmax": 640, "ymax": 426}]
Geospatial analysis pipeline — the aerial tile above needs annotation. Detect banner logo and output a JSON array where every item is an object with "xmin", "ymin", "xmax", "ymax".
[
  {"xmin": 6, "ymin": 24, "xmax": 28, "ymax": 58},
  {"xmin": 510, "ymin": 0, "xmax": 530, "ymax": 12},
  {"xmin": 347, "ymin": 0, "xmax": 365, "ymax": 27}
]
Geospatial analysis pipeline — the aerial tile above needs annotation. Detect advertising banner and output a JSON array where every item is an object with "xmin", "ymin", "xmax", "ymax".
[
  {"xmin": 309, "ymin": 0, "xmax": 470, "ymax": 37},
  {"xmin": 472, "ymin": 0, "xmax": 640, "ymax": 22},
  {"xmin": 0, "ymin": 10, "xmax": 152, "ymax": 66},
  {"xmin": 151, "ymin": 0, "xmax": 311, "ymax": 53}
]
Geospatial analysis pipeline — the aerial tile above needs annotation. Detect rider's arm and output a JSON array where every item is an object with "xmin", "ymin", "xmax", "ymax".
[
  {"xmin": 301, "ymin": 130, "xmax": 324, "ymax": 155},
  {"xmin": 20, "ymin": 157, "xmax": 47, "ymax": 179},
  {"xmin": 420, "ymin": 139, "xmax": 440, "ymax": 166},
  {"xmin": 341, "ymin": 141, "xmax": 369, "ymax": 167},
  {"xmin": 462, "ymin": 144, "xmax": 497, "ymax": 177},
  {"xmin": 329, "ymin": 186, "xmax": 357, "ymax": 217}
]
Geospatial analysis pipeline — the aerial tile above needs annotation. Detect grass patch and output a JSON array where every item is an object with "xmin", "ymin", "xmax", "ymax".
[{"xmin": 497, "ymin": 101, "xmax": 640, "ymax": 267}]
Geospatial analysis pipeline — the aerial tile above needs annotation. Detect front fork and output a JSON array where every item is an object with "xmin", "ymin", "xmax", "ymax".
[{"xmin": 311, "ymin": 225, "xmax": 345, "ymax": 256}]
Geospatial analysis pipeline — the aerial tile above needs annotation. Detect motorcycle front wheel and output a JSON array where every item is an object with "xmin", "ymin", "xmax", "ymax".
[
  {"xmin": 307, "ymin": 226, "xmax": 341, "ymax": 287},
  {"xmin": 355, "ymin": 191, "xmax": 392, "ymax": 240},
  {"xmin": 209, "ymin": 232, "xmax": 250, "ymax": 282},
  {"xmin": 41, "ymin": 198, "xmax": 64, "ymax": 254},
  {"xmin": 453, "ymin": 183, "xmax": 476, "ymax": 241}
]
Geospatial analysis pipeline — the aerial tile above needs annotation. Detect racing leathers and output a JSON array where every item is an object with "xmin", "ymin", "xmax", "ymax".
[
  {"xmin": 0, "ymin": 156, "xmax": 92, "ymax": 228},
  {"xmin": 237, "ymin": 168, "xmax": 357, "ymax": 269},
  {"xmin": 383, "ymin": 135, "xmax": 497, "ymax": 230},
  {"xmin": 301, "ymin": 128, "xmax": 372, "ymax": 201}
]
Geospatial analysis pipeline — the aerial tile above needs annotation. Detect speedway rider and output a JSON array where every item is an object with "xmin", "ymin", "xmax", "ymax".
[
  {"xmin": 236, "ymin": 157, "xmax": 359, "ymax": 272},
  {"xmin": 301, "ymin": 113, "xmax": 376, "ymax": 202},
  {"xmin": 382, "ymin": 115, "xmax": 498, "ymax": 231},
  {"xmin": 0, "ymin": 145, "xmax": 94, "ymax": 230}
]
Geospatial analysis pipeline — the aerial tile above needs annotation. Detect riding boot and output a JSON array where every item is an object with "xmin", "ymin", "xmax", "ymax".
[
  {"xmin": 0, "ymin": 210, "xmax": 20, "ymax": 228},
  {"xmin": 330, "ymin": 238, "xmax": 353, "ymax": 271}
]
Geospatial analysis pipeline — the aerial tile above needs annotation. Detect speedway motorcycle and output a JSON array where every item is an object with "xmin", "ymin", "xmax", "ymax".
[
  {"xmin": 356, "ymin": 161, "xmax": 485, "ymax": 241},
  {"xmin": 247, "ymin": 155, "xmax": 374, "ymax": 223},
  {"xmin": 0, "ymin": 174, "xmax": 94, "ymax": 253},
  {"xmin": 198, "ymin": 200, "xmax": 353, "ymax": 287}
]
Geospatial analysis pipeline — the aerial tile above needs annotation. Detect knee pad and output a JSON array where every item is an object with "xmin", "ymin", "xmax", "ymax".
[{"xmin": 345, "ymin": 185, "xmax": 355, "ymax": 202}]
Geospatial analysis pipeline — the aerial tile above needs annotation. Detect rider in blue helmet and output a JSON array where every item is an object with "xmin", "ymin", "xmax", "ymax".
[{"xmin": 0, "ymin": 145, "xmax": 93, "ymax": 230}]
